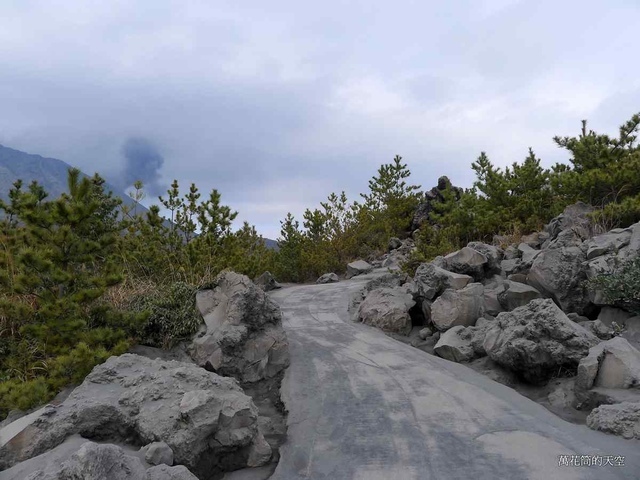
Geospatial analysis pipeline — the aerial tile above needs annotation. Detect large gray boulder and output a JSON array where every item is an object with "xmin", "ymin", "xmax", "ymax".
[
  {"xmin": 434, "ymin": 323, "xmax": 489, "ymax": 363},
  {"xmin": 413, "ymin": 263, "xmax": 472, "ymax": 301},
  {"xmin": 575, "ymin": 337, "xmax": 640, "ymax": 394},
  {"xmin": 466, "ymin": 242, "xmax": 503, "ymax": 273},
  {"xmin": 346, "ymin": 260, "xmax": 373, "ymax": 278},
  {"xmin": 348, "ymin": 273, "xmax": 409, "ymax": 320},
  {"xmin": 483, "ymin": 299, "xmax": 599, "ymax": 384},
  {"xmin": 443, "ymin": 247, "xmax": 488, "ymax": 280},
  {"xmin": 0, "ymin": 354, "xmax": 271, "ymax": 477},
  {"xmin": 190, "ymin": 271, "xmax": 289, "ymax": 383},
  {"xmin": 587, "ymin": 402, "xmax": 640, "ymax": 440},
  {"xmin": 527, "ymin": 232, "xmax": 590, "ymax": 314},
  {"xmin": 357, "ymin": 287, "xmax": 415, "ymax": 335},
  {"xmin": 586, "ymin": 228, "xmax": 633, "ymax": 260},
  {"xmin": 431, "ymin": 283, "xmax": 484, "ymax": 331},
  {"xmin": 497, "ymin": 280, "xmax": 541, "ymax": 311},
  {"xmin": 316, "ymin": 272, "xmax": 339, "ymax": 284},
  {"xmin": 434, "ymin": 326, "xmax": 475, "ymax": 363}
]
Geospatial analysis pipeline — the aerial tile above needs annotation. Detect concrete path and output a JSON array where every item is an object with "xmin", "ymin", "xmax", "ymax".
[{"xmin": 269, "ymin": 272, "xmax": 640, "ymax": 480}]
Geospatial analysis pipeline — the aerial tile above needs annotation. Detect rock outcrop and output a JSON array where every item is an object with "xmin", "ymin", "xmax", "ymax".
[
  {"xmin": 411, "ymin": 176, "xmax": 463, "ymax": 231},
  {"xmin": 190, "ymin": 271, "xmax": 289, "ymax": 383},
  {"xmin": 0, "ymin": 354, "xmax": 272, "ymax": 477},
  {"xmin": 483, "ymin": 299, "xmax": 598, "ymax": 384}
]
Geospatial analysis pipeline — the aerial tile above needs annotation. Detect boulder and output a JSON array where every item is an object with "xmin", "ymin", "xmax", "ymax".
[
  {"xmin": 316, "ymin": 273, "xmax": 339, "ymax": 284},
  {"xmin": 434, "ymin": 326, "xmax": 476, "ymax": 363},
  {"xmin": 411, "ymin": 176, "xmax": 463, "ymax": 230},
  {"xmin": 146, "ymin": 465, "xmax": 200, "ymax": 480},
  {"xmin": 586, "ymin": 228, "xmax": 633, "ymax": 260},
  {"xmin": 500, "ymin": 258, "xmax": 521, "ymax": 276},
  {"xmin": 413, "ymin": 263, "xmax": 472, "ymax": 301},
  {"xmin": 543, "ymin": 201, "xmax": 594, "ymax": 246},
  {"xmin": 578, "ymin": 319, "xmax": 615, "ymax": 340},
  {"xmin": 190, "ymin": 271, "xmax": 289, "ymax": 383},
  {"xmin": 18, "ymin": 441, "xmax": 198, "ymax": 480},
  {"xmin": 357, "ymin": 287, "xmax": 415, "ymax": 335},
  {"xmin": 348, "ymin": 273, "xmax": 409, "ymax": 320},
  {"xmin": 381, "ymin": 250, "xmax": 406, "ymax": 270},
  {"xmin": 388, "ymin": 237, "xmax": 402, "ymax": 251},
  {"xmin": 466, "ymin": 242, "xmax": 503, "ymax": 273},
  {"xmin": 346, "ymin": 260, "xmax": 374, "ymax": 278},
  {"xmin": 0, "ymin": 354, "xmax": 271, "ymax": 476},
  {"xmin": 23, "ymin": 442, "xmax": 147, "ymax": 480},
  {"xmin": 431, "ymin": 283, "xmax": 484, "ymax": 331},
  {"xmin": 434, "ymin": 323, "xmax": 490, "ymax": 363},
  {"xmin": 575, "ymin": 337, "xmax": 640, "ymax": 393},
  {"xmin": 527, "ymin": 238, "xmax": 590, "ymax": 314},
  {"xmin": 482, "ymin": 278, "xmax": 505, "ymax": 316},
  {"xmin": 521, "ymin": 232, "xmax": 544, "ymax": 249},
  {"xmin": 443, "ymin": 247, "xmax": 488, "ymax": 280},
  {"xmin": 253, "ymin": 272, "xmax": 281, "ymax": 292},
  {"xmin": 586, "ymin": 402, "xmax": 640, "ymax": 440},
  {"xmin": 507, "ymin": 273, "xmax": 528, "ymax": 284},
  {"xmin": 418, "ymin": 327, "xmax": 434, "ymax": 340},
  {"xmin": 143, "ymin": 441, "xmax": 174, "ymax": 466},
  {"xmin": 503, "ymin": 245, "xmax": 520, "ymax": 260},
  {"xmin": 517, "ymin": 243, "xmax": 541, "ymax": 266},
  {"xmin": 598, "ymin": 306, "xmax": 632, "ymax": 328},
  {"xmin": 497, "ymin": 280, "xmax": 541, "ymax": 311},
  {"xmin": 483, "ymin": 299, "xmax": 599, "ymax": 384},
  {"xmin": 628, "ymin": 222, "xmax": 640, "ymax": 256}
]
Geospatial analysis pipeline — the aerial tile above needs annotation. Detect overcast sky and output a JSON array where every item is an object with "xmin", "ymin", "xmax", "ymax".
[{"xmin": 1, "ymin": 0, "xmax": 639, "ymax": 239}]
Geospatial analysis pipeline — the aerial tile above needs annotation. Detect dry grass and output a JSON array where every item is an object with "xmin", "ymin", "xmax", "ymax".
[{"xmin": 102, "ymin": 277, "xmax": 160, "ymax": 311}]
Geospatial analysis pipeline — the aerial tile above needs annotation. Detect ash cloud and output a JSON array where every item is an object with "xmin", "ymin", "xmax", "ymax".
[{"xmin": 119, "ymin": 137, "xmax": 165, "ymax": 196}]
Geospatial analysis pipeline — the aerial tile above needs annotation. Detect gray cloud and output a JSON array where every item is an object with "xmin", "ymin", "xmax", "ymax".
[
  {"xmin": 120, "ymin": 137, "xmax": 165, "ymax": 196},
  {"xmin": 0, "ymin": 0, "xmax": 639, "ymax": 239}
]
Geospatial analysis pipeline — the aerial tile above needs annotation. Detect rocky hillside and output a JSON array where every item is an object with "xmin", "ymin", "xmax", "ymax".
[
  {"xmin": 0, "ymin": 271, "xmax": 289, "ymax": 480},
  {"xmin": 347, "ymin": 202, "xmax": 640, "ymax": 439}
]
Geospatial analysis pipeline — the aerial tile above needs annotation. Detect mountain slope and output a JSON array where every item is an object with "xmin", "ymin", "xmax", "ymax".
[{"xmin": 0, "ymin": 144, "xmax": 278, "ymax": 248}]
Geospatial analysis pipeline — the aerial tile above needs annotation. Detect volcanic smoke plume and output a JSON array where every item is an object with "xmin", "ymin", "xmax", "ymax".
[{"xmin": 119, "ymin": 137, "xmax": 165, "ymax": 196}]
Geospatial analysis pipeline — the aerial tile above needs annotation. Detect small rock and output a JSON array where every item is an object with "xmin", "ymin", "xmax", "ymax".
[{"xmin": 316, "ymin": 273, "xmax": 339, "ymax": 284}]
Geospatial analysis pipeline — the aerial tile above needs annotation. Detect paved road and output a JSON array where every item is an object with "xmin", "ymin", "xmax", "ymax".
[{"xmin": 269, "ymin": 272, "xmax": 640, "ymax": 480}]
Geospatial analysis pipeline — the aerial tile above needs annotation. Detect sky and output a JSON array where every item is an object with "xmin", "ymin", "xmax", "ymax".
[{"xmin": 1, "ymin": 0, "xmax": 639, "ymax": 239}]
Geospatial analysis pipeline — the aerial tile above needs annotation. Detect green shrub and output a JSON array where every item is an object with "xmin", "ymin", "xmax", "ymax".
[
  {"xmin": 588, "ymin": 256, "xmax": 640, "ymax": 315},
  {"xmin": 128, "ymin": 282, "xmax": 202, "ymax": 348}
]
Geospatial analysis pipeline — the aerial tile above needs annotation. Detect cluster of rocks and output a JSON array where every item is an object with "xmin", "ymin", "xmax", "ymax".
[
  {"xmin": 411, "ymin": 176, "xmax": 463, "ymax": 231},
  {"xmin": 355, "ymin": 202, "xmax": 640, "ymax": 440},
  {"xmin": 0, "ymin": 271, "xmax": 290, "ymax": 479}
]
